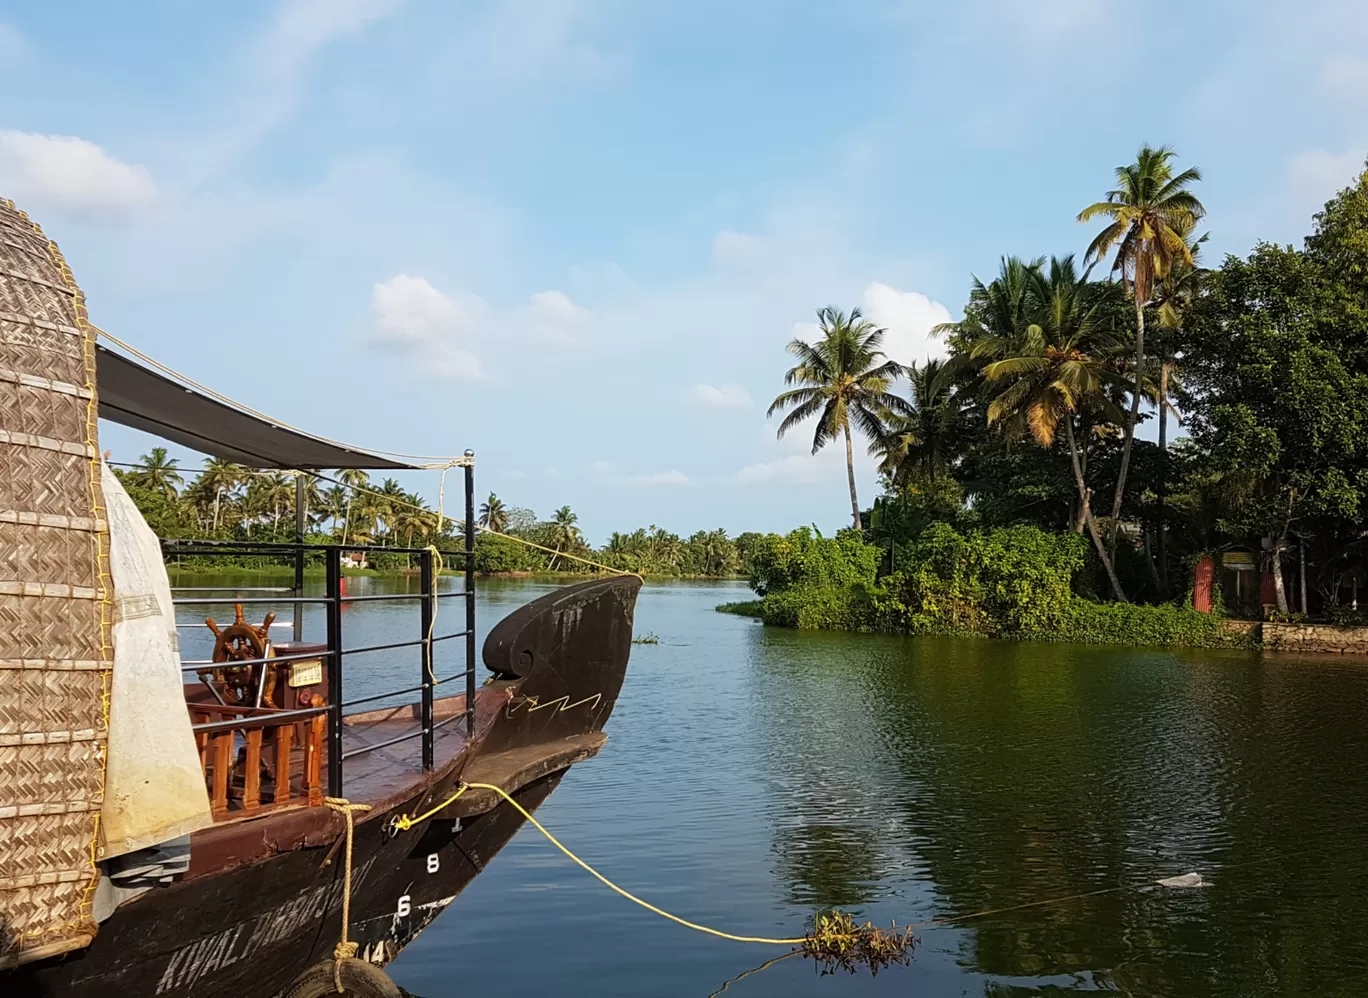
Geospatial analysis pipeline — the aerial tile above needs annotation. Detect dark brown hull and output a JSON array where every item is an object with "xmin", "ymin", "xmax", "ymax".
[{"xmin": 8, "ymin": 576, "xmax": 640, "ymax": 998}]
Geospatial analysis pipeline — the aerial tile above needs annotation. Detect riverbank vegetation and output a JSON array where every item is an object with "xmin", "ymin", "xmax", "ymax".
[
  {"xmin": 744, "ymin": 149, "xmax": 1368, "ymax": 645},
  {"xmin": 112, "ymin": 457, "xmax": 762, "ymax": 578}
]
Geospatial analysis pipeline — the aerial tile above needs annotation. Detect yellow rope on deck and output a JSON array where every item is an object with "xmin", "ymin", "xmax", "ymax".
[
  {"xmin": 323, "ymin": 797, "xmax": 373, "ymax": 991},
  {"xmin": 394, "ymin": 782, "xmax": 806, "ymax": 946}
]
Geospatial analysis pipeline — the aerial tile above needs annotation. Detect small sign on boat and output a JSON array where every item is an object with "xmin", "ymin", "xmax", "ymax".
[{"xmin": 288, "ymin": 660, "xmax": 323, "ymax": 687}]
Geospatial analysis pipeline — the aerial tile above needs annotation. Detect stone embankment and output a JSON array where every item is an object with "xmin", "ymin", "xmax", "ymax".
[{"xmin": 1224, "ymin": 620, "xmax": 1368, "ymax": 655}]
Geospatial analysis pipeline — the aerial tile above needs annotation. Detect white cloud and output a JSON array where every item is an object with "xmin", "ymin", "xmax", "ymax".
[
  {"xmin": 784, "ymin": 284, "xmax": 950, "ymax": 369},
  {"xmin": 618, "ymin": 469, "xmax": 689, "ymax": 486},
  {"xmin": 0, "ymin": 131, "xmax": 154, "ymax": 220},
  {"xmin": 712, "ymin": 230, "xmax": 773, "ymax": 270},
  {"xmin": 1321, "ymin": 55, "xmax": 1368, "ymax": 105},
  {"xmin": 0, "ymin": 22, "xmax": 26, "ymax": 65},
  {"xmin": 260, "ymin": 0, "xmax": 404, "ymax": 82},
  {"xmin": 1287, "ymin": 147, "xmax": 1367, "ymax": 220},
  {"xmin": 736, "ymin": 453, "xmax": 829, "ymax": 485},
  {"xmin": 986, "ymin": 0, "xmax": 1108, "ymax": 49},
  {"xmin": 522, "ymin": 290, "xmax": 588, "ymax": 340},
  {"xmin": 591, "ymin": 460, "xmax": 689, "ymax": 485},
  {"xmin": 694, "ymin": 384, "xmax": 752, "ymax": 408},
  {"xmin": 861, "ymin": 282, "xmax": 951, "ymax": 368},
  {"xmin": 367, "ymin": 273, "xmax": 487, "ymax": 379},
  {"xmin": 435, "ymin": 0, "xmax": 618, "ymax": 92}
]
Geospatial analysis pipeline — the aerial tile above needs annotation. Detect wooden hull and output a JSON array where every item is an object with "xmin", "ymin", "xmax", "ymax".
[{"xmin": 7, "ymin": 576, "xmax": 640, "ymax": 998}]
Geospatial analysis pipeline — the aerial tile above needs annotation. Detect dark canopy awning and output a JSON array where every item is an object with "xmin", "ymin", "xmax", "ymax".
[{"xmin": 96, "ymin": 345, "xmax": 418, "ymax": 470}]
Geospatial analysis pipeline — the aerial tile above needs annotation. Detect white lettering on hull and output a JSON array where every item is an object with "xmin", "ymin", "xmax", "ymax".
[{"xmin": 154, "ymin": 856, "xmax": 379, "ymax": 995}]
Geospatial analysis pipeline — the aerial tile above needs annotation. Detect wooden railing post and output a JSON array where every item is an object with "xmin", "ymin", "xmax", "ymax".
[
  {"xmin": 305, "ymin": 714, "xmax": 326, "ymax": 805},
  {"xmin": 210, "ymin": 729, "xmax": 233, "ymax": 818},
  {"xmin": 243, "ymin": 728, "xmax": 263, "ymax": 813},
  {"xmin": 274, "ymin": 724, "xmax": 294, "ymax": 805}
]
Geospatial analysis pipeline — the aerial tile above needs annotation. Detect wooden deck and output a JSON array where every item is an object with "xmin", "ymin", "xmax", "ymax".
[{"xmin": 199, "ymin": 692, "xmax": 477, "ymax": 820}]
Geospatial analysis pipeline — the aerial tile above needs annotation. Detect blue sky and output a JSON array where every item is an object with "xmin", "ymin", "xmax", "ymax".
[{"xmin": 2, "ymin": 0, "xmax": 1366, "ymax": 542}]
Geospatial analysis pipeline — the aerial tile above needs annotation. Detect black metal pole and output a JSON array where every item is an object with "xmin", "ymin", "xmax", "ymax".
[
  {"xmin": 293, "ymin": 473, "xmax": 306, "ymax": 642},
  {"xmin": 325, "ymin": 546, "xmax": 344, "ymax": 798},
  {"xmin": 420, "ymin": 547, "xmax": 434, "ymax": 771},
  {"xmin": 464, "ymin": 450, "xmax": 476, "ymax": 736}
]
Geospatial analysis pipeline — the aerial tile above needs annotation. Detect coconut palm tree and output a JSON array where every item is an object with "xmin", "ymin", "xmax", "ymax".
[
  {"xmin": 870, "ymin": 358, "xmax": 970, "ymax": 486},
  {"xmin": 337, "ymin": 469, "xmax": 370, "ymax": 546},
  {"xmin": 197, "ymin": 458, "xmax": 243, "ymax": 532},
  {"xmin": 975, "ymin": 256, "xmax": 1131, "ymax": 600},
  {"xmin": 248, "ymin": 472, "xmax": 295, "ymax": 534},
  {"xmin": 319, "ymin": 485, "xmax": 348, "ymax": 538},
  {"xmin": 375, "ymin": 478, "xmax": 408, "ymax": 544},
  {"xmin": 547, "ymin": 505, "xmax": 583, "ymax": 571},
  {"xmin": 132, "ymin": 447, "xmax": 184, "ymax": 498},
  {"xmin": 479, "ymin": 493, "xmax": 509, "ymax": 533},
  {"xmin": 293, "ymin": 473, "xmax": 322, "ymax": 537},
  {"xmin": 1149, "ymin": 220, "xmax": 1208, "ymax": 584},
  {"xmin": 768, "ymin": 306, "xmax": 911, "ymax": 529},
  {"xmin": 1078, "ymin": 145, "xmax": 1205, "ymax": 549}
]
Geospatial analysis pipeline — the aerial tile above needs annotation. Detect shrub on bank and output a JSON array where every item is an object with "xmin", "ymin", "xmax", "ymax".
[{"xmin": 737, "ymin": 522, "xmax": 1253, "ymax": 649}]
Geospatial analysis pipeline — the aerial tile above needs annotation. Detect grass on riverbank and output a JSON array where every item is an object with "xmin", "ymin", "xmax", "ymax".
[{"xmin": 716, "ymin": 600, "xmax": 764, "ymax": 618}]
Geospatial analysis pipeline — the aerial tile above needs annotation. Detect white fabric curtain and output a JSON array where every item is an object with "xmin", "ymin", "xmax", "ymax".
[{"xmin": 99, "ymin": 463, "xmax": 213, "ymax": 859}]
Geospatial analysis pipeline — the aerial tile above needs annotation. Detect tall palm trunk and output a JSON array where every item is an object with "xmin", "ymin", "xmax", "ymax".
[
  {"xmin": 1268, "ymin": 534, "xmax": 1289, "ymax": 615},
  {"xmin": 1066, "ymin": 419, "xmax": 1127, "ymax": 601},
  {"xmin": 1109, "ymin": 294, "xmax": 1145, "ymax": 557},
  {"xmin": 212, "ymin": 487, "xmax": 222, "ymax": 532},
  {"xmin": 844, "ymin": 424, "xmax": 861, "ymax": 530},
  {"xmin": 1156, "ymin": 358, "xmax": 1170, "ymax": 591}
]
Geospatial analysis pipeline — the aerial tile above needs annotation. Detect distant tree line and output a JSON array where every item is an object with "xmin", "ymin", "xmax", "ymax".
[{"xmin": 113, "ymin": 457, "xmax": 759, "ymax": 578}]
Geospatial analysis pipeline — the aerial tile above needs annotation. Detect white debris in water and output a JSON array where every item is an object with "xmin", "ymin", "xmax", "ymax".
[{"xmin": 1156, "ymin": 872, "xmax": 1210, "ymax": 888}]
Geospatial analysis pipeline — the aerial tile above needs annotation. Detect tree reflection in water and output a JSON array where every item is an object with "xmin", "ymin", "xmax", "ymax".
[{"xmin": 753, "ymin": 626, "xmax": 1368, "ymax": 996}]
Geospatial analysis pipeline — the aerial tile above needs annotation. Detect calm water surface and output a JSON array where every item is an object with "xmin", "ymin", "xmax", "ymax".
[{"xmin": 174, "ymin": 575, "xmax": 1368, "ymax": 997}]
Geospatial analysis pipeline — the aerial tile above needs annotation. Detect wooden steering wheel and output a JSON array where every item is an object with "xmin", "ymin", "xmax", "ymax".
[{"xmin": 201, "ymin": 604, "xmax": 279, "ymax": 707}]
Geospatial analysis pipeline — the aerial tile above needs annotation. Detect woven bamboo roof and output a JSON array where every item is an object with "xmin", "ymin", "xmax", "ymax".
[{"xmin": 0, "ymin": 198, "xmax": 110, "ymax": 968}]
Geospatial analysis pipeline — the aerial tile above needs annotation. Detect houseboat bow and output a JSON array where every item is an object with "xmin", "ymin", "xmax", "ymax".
[{"xmin": 0, "ymin": 198, "xmax": 641, "ymax": 997}]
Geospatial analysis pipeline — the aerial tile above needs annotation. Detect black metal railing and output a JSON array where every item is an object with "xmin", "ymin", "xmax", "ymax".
[{"xmin": 166, "ymin": 458, "xmax": 478, "ymax": 800}]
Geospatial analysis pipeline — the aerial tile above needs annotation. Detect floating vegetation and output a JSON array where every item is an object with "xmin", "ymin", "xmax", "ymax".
[
  {"xmin": 800, "ymin": 910, "xmax": 916, "ymax": 976},
  {"xmin": 632, "ymin": 632, "xmax": 660, "ymax": 644}
]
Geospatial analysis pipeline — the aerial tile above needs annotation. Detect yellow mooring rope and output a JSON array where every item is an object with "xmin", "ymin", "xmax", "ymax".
[
  {"xmin": 395, "ymin": 782, "xmax": 807, "ymax": 946},
  {"xmin": 324, "ymin": 797, "xmax": 373, "ymax": 990}
]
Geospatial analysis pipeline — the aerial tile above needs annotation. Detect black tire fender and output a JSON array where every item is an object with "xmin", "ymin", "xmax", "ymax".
[{"xmin": 279, "ymin": 958, "xmax": 403, "ymax": 998}]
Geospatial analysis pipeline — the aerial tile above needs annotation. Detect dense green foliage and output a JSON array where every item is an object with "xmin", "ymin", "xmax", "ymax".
[
  {"xmin": 746, "ymin": 151, "xmax": 1368, "ymax": 639},
  {"xmin": 739, "ymin": 524, "xmax": 1248, "ymax": 648}
]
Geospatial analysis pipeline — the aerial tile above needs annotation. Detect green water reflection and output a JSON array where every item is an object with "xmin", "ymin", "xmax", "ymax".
[
  {"xmin": 174, "ymin": 575, "xmax": 1368, "ymax": 995},
  {"xmin": 754, "ymin": 628, "xmax": 1368, "ymax": 994}
]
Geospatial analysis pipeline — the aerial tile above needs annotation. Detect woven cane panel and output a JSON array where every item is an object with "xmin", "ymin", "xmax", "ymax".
[
  {"xmin": 0, "ymin": 235, "xmax": 68, "ymax": 290},
  {"xmin": 0, "ymin": 272, "xmax": 75, "ymax": 329},
  {"xmin": 0, "ymin": 668, "xmax": 105, "ymax": 739},
  {"xmin": 0, "ymin": 445, "xmax": 91, "ymax": 520},
  {"xmin": 0, "ymin": 740, "xmax": 102, "ymax": 810},
  {"xmin": 0, "ymin": 317, "xmax": 85, "ymax": 388},
  {"xmin": 0, "ymin": 521, "xmax": 99, "ymax": 590},
  {"xmin": 0, "ymin": 199, "xmax": 108, "ymax": 962},
  {"xmin": 0, "ymin": 811, "xmax": 95, "ymax": 883},
  {"xmin": 0, "ymin": 379, "xmax": 87, "ymax": 443},
  {"xmin": 0, "ymin": 579, "xmax": 105, "ymax": 662},
  {"xmin": 0, "ymin": 879, "xmax": 88, "ymax": 959}
]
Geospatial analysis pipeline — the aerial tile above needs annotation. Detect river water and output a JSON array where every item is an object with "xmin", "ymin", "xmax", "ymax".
[{"xmin": 173, "ymin": 575, "xmax": 1368, "ymax": 997}]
